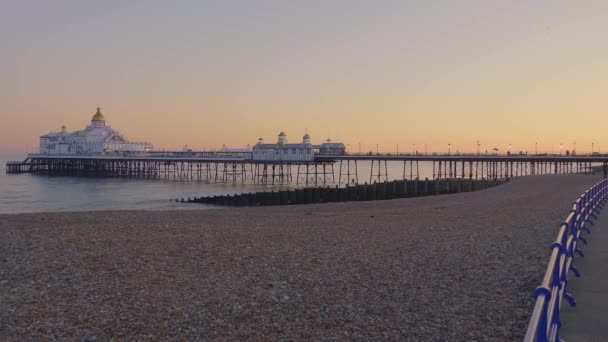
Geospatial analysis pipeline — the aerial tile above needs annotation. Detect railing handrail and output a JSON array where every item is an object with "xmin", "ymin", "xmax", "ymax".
[{"xmin": 524, "ymin": 178, "xmax": 608, "ymax": 341}]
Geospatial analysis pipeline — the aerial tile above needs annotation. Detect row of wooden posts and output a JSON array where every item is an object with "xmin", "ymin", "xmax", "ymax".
[{"xmin": 180, "ymin": 177, "xmax": 509, "ymax": 207}]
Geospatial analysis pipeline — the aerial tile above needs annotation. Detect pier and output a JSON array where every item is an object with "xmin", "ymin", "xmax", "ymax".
[
  {"xmin": 5, "ymin": 153, "xmax": 608, "ymax": 185},
  {"xmin": 5, "ymin": 161, "xmax": 30, "ymax": 174}
]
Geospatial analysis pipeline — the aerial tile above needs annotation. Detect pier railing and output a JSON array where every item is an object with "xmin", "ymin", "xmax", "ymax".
[{"xmin": 524, "ymin": 178, "xmax": 608, "ymax": 342}]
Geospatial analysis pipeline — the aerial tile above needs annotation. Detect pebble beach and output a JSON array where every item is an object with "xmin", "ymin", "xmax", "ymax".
[{"xmin": 0, "ymin": 174, "xmax": 600, "ymax": 341}]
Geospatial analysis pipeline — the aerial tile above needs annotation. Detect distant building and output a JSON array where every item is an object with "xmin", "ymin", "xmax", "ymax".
[
  {"xmin": 39, "ymin": 107, "xmax": 153, "ymax": 155},
  {"xmin": 316, "ymin": 138, "xmax": 346, "ymax": 155},
  {"xmin": 251, "ymin": 132, "xmax": 346, "ymax": 161},
  {"xmin": 252, "ymin": 132, "xmax": 314, "ymax": 161}
]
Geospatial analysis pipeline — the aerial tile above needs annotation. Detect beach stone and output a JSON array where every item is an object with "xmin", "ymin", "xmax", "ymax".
[{"xmin": 0, "ymin": 174, "xmax": 599, "ymax": 341}]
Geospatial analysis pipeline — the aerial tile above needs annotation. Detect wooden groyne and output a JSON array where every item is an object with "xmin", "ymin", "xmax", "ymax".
[{"xmin": 180, "ymin": 177, "xmax": 509, "ymax": 207}]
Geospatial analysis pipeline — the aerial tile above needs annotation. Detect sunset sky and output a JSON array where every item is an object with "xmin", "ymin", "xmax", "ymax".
[{"xmin": 1, "ymin": 1, "xmax": 607, "ymax": 154}]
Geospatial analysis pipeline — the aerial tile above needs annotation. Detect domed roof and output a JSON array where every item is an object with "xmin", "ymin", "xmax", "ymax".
[
  {"xmin": 92, "ymin": 107, "xmax": 105, "ymax": 121},
  {"xmin": 303, "ymin": 133, "xmax": 310, "ymax": 139},
  {"xmin": 278, "ymin": 131, "xmax": 286, "ymax": 137}
]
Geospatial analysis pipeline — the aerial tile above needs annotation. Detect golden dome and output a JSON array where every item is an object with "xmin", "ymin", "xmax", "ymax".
[
  {"xmin": 303, "ymin": 133, "xmax": 310, "ymax": 139},
  {"xmin": 278, "ymin": 131, "xmax": 286, "ymax": 137},
  {"xmin": 92, "ymin": 107, "xmax": 105, "ymax": 121}
]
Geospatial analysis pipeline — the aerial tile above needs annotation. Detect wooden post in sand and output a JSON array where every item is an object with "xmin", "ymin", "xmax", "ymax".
[
  {"xmin": 350, "ymin": 184, "xmax": 357, "ymax": 201},
  {"xmin": 304, "ymin": 188, "xmax": 312, "ymax": 204},
  {"xmin": 369, "ymin": 183, "xmax": 376, "ymax": 201},
  {"xmin": 312, "ymin": 187, "xmax": 321, "ymax": 203},
  {"xmin": 376, "ymin": 182, "xmax": 385, "ymax": 200},
  {"xmin": 400, "ymin": 180, "xmax": 406, "ymax": 196},
  {"xmin": 279, "ymin": 191, "xmax": 289, "ymax": 205},
  {"xmin": 359, "ymin": 183, "xmax": 367, "ymax": 201},
  {"xmin": 295, "ymin": 189, "xmax": 303, "ymax": 204},
  {"xmin": 288, "ymin": 190, "xmax": 296, "ymax": 204},
  {"xmin": 338, "ymin": 185, "xmax": 346, "ymax": 202}
]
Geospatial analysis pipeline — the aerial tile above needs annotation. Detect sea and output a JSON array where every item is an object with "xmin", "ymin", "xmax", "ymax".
[{"xmin": 1, "ymin": 153, "xmax": 436, "ymax": 214}]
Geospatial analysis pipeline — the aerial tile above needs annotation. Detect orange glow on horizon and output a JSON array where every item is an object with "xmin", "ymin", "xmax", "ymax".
[{"xmin": 1, "ymin": 2, "xmax": 607, "ymax": 155}]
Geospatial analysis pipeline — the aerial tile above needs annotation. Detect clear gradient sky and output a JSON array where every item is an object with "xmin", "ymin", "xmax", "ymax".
[{"xmin": 1, "ymin": 1, "xmax": 607, "ymax": 154}]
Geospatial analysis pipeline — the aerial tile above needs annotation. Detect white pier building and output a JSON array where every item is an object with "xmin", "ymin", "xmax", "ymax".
[
  {"xmin": 252, "ymin": 132, "xmax": 346, "ymax": 162},
  {"xmin": 39, "ymin": 107, "xmax": 153, "ymax": 155}
]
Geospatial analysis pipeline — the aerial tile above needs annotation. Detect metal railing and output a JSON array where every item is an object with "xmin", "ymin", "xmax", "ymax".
[{"xmin": 524, "ymin": 178, "xmax": 608, "ymax": 341}]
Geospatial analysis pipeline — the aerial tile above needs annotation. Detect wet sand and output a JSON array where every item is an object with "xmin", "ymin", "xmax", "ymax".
[{"xmin": 0, "ymin": 174, "xmax": 600, "ymax": 341}]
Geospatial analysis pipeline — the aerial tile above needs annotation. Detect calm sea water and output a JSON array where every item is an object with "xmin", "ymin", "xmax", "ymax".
[{"xmin": 0, "ymin": 154, "xmax": 436, "ymax": 214}]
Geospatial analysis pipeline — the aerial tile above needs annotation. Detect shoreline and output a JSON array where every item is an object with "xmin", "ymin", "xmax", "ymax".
[{"xmin": 0, "ymin": 174, "xmax": 601, "ymax": 340}]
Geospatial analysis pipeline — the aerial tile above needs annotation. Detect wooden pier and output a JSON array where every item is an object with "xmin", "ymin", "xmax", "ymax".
[
  {"xmin": 5, "ymin": 161, "xmax": 31, "ymax": 174},
  {"xmin": 322, "ymin": 155, "xmax": 607, "ymax": 183},
  {"xmin": 5, "ymin": 155, "xmax": 336, "ymax": 185},
  {"xmin": 5, "ymin": 153, "xmax": 608, "ymax": 185}
]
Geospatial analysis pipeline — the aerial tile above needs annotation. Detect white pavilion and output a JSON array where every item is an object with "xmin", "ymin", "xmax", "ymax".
[
  {"xmin": 39, "ymin": 107, "xmax": 153, "ymax": 155},
  {"xmin": 251, "ymin": 132, "xmax": 346, "ymax": 161}
]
